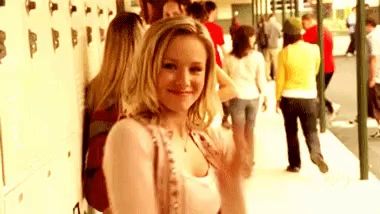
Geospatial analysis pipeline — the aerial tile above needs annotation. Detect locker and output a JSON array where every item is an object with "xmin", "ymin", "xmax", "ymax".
[
  {"xmin": 4, "ymin": 156, "xmax": 70, "ymax": 214},
  {"xmin": 49, "ymin": 0, "xmax": 80, "ymax": 136},
  {"xmin": 0, "ymin": 0, "xmax": 43, "ymax": 190},
  {"xmin": 70, "ymin": 0, "xmax": 88, "ymax": 118},
  {"xmin": 0, "ymin": 120, "xmax": 3, "ymax": 214},
  {"xmin": 19, "ymin": 0, "xmax": 62, "ymax": 184},
  {"xmin": 107, "ymin": 0, "xmax": 116, "ymax": 22},
  {"xmin": 84, "ymin": 0, "xmax": 102, "ymax": 81},
  {"xmin": 49, "ymin": 1, "xmax": 84, "ymax": 209},
  {"xmin": 97, "ymin": 0, "xmax": 108, "ymax": 62},
  {"xmin": 64, "ymin": 132, "xmax": 85, "ymax": 213}
]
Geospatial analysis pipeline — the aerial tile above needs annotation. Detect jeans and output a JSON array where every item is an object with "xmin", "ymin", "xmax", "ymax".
[
  {"xmin": 280, "ymin": 97, "xmax": 323, "ymax": 167},
  {"xmin": 317, "ymin": 72, "xmax": 334, "ymax": 114},
  {"xmin": 229, "ymin": 98, "xmax": 259, "ymax": 173}
]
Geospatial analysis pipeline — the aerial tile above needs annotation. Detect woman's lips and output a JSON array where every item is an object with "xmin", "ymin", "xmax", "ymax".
[{"xmin": 168, "ymin": 89, "xmax": 193, "ymax": 96}]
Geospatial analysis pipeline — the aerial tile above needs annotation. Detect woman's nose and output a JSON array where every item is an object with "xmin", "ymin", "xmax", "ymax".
[{"xmin": 175, "ymin": 68, "xmax": 191, "ymax": 86}]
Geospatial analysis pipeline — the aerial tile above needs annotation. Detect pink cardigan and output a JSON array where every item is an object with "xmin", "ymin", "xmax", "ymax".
[{"xmin": 103, "ymin": 118, "xmax": 246, "ymax": 214}]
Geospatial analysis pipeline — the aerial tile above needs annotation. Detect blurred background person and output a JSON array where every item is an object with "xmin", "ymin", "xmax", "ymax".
[
  {"xmin": 264, "ymin": 13, "xmax": 281, "ymax": 81},
  {"xmin": 224, "ymin": 25, "xmax": 267, "ymax": 177},
  {"xmin": 345, "ymin": 7, "xmax": 356, "ymax": 56},
  {"xmin": 162, "ymin": 0, "xmax": 189, "ymax": 19},
  {"xmin": 276, "ymin": 17, "xmax": 328, "ymax": 174},
  {"xmin": 302, "ymin": 13, "xmax": 340, "ymax": 120},
  {"xmin": 366, "ymin": 17, "xmax": 380, "ymax": 138},
  {"xmin": 83, "ymin": 12, "xmax": 144, "ymax": 214},
  {"xmin": 256, "ymin": 15, "xmax": 268, "ymax": 54},
  {"xmin": 187, "ymin": 1, "xmax": 237, "ymax": 129},
  {"xmin": 229, "ymin": 15, "xmax": 241, "ymax": 41}
]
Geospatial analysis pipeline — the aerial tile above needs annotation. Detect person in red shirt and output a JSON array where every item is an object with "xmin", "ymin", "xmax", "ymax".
[
  {"xmin": 187, "ymin": 1, "xmax": 233, "ymax": 128},
  {"xmin": 302, "ymin": 13, "xmax": 340, "ymax": 116},
  {"xmin": 203, "ymin": 1, "xmax": 226, "ymax": 68}
]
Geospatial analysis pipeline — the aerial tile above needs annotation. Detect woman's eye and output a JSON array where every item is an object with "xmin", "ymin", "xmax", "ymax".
[
  {"xmin": 162, "ymin": 63, "xmax": 176, "ymax": 70},
  {"xmin": 190, "ymin": 66, "xmax": 203, "ymax": 73}
]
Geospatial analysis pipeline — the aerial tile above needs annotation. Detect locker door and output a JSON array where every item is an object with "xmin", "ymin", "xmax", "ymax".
[
  {"xmin": 20, "ymin": 0, "xmax": 62, "ymax": 183},
  {"xmin": 0, "ymin": 120, "xmax": 3, "ymax": 214},
  {"xmin": 70, "ymin": 0, "xmax": 87, "ymax": 117},
  {"xmin": 50, "ymin": 0, "xmax": 83, "ymax": 211},
  {"xmin": 49, "ymin": 0, "xmax": 79, "ymax": 137},
  {"xmin": 84, "ymin": 0, "xmax": 102, "ymax": 81},
  {"xmin": 0, "ymin": 0, "xmax": 45, "ymax": 191},
  {"xmin": 64, "ymin": 132, "xmax": 84, "ymax": 213},
  {"xmin": 70, "ymin": 0, "xmax": 88, "ymax": 206},
  {"xmin": 97, "ymin": 0, "xmax": 109, "ymax": 62},
  {"xmin": 107, "ymin": 0, "xmax": 116, "ymax": 23},
  {"xmin": 4, "ymin": 157, "xmax": 69, "ymax": 214},
  {"xmin": 4, "ymin": 167, "xmax": 49, "ymax": 214}
]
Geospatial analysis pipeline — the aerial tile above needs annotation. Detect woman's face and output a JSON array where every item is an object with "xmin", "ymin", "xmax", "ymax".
[
  {"xmin": 163, "ymin": 1, "xmax": 182, "ymax": 18},
  {"xmin": 249, "ymin": 35, "xmax": 256, "ymax": 48},
  {"xmin": 157, "ymin": 35, "xmax": 207, "ymax": 114}
]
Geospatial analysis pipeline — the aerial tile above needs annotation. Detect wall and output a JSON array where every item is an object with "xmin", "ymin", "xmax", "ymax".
[{"xmin": 0, "ymin": 0, "xmax": 116, "ymax": 213}]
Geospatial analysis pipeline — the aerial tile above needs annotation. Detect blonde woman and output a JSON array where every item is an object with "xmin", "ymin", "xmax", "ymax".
[
  {"xmin": 83, "ymin": 12, "xmax": 144, "ymax": 213},
  {"xmin": 103, "ymin": 16, "xmax": 245, "ymax": 213}
]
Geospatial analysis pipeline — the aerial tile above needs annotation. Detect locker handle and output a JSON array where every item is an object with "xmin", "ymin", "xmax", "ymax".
[
  {"xmin": 97, "ymin": 6, "xmax": 103, "ymax": 16},
  {"xmin": 0, "ymin": 30, "xmax": 6, "ymax": 63},
  {"xmin": 99, "ymin": 28, "xmax": 105, "ymax": 42},
  {"xmin": 71, "ymin": 28, "xmax": 78, "ymax": 47},
  {"xmin": 85, "ymin": 5, "xmax": 91, "ymax": 14},
  {"xmin": 73, "ymin": 202, "xmax": 80, "ymax": 214},
  {"xmin": 28, "ymin": 29, "xmax": 37, "ymax": 58},
  {"xmin": 25, "ymin": 0, "xmax": 36, "ymax": 14},
  {"xmin": 108, "ymin": 9, "xmax": 113, "ymax": 16},
  {"xmin": 51, "ymin": 28, "xmax": 59, "ymax": 51},
  {"xmin": 86, "ymin": 27, "xmax": 92, "ymax": 44},
  {"xmin": 69, "ymin": 1, "xmax": 77, "ymax": 15},
  {"xmin": 49, "ymin": 0, "xmax": 58, "ymax": 15}
]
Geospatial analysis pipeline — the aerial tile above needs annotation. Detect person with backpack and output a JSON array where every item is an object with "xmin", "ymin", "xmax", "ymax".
[{"xmin": 83, "ymin": 12, "xmax": 144, "ymax": 213}]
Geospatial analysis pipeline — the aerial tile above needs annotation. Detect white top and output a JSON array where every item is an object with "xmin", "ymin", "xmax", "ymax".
[
  {"xmin": 224, "ymin": 51, "xmax": 267, "ymax": 100},
  {"xmin": 347, "ymin": 12, "xmax": 356, "ymax": 33},
  {"xmin": 366, "ymin": 25, "xmax": 380, "ymax": 83},
  {"xmin": 183, "ymin": 167, "xmax": 221, "ymax": 214}
]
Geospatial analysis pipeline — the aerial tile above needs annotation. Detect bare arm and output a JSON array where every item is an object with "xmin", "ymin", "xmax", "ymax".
[
  {"xmin": 256, "ymin": 53, "xmax": 267, "ymax": 96},
  {"xmin": 216, "ymin": 66, "xmax": 237, "ymax": 102},
  {"xmin": 103, "ymin": 119, "xmax": 158, "ymax": 214},
  {"xmin": 218, "ymin": 140, "xmax": 246, "ymax": 214},
  {"xmin": 369, "ymin": 56, "xmax": 377, "ymax": 87},
  {"xmin": 208, "ymin": 127, "xmax": 246, "ymax": 214}
]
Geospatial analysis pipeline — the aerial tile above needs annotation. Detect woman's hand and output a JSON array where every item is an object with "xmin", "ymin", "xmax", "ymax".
[
  {"xmin": 261, "ymin": 96, "xmax": 268, "ymax": 112},
  {"xmin": 276, "ymin": 100, "xmax": 281, "ymax": 113}
]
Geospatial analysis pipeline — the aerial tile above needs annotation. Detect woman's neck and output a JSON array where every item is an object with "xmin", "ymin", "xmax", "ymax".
[{"xmin": 159, "ymin": 111, "xmax": 189, "ymax": 138}]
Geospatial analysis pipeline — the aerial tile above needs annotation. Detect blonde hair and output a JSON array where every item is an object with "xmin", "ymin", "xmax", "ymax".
[
  {"xmin": 86, "ymin": 12, "xmax": 143, "ymax": 113},
  {"xmin": 124, "ymin": 16, "xmax": 220, "ymax": 129}
]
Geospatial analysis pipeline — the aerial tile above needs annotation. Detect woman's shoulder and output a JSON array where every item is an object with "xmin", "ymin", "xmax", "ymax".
[
  {"xmin": 111, "ymin": 118, "xmax": 146, "ymax": 133},
  {"xmin": 106, "ymin": 118, "xmax": 156, "ymax": 155},
  {"xmin": 249, "ymin": 50, "xmax": 264, "ymax": 59}
]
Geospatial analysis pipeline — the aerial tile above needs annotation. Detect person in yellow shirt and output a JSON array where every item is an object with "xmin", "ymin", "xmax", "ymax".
[{"xmin": 275, "ymin": 17, "xmax": 328, "ymax": 173}]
